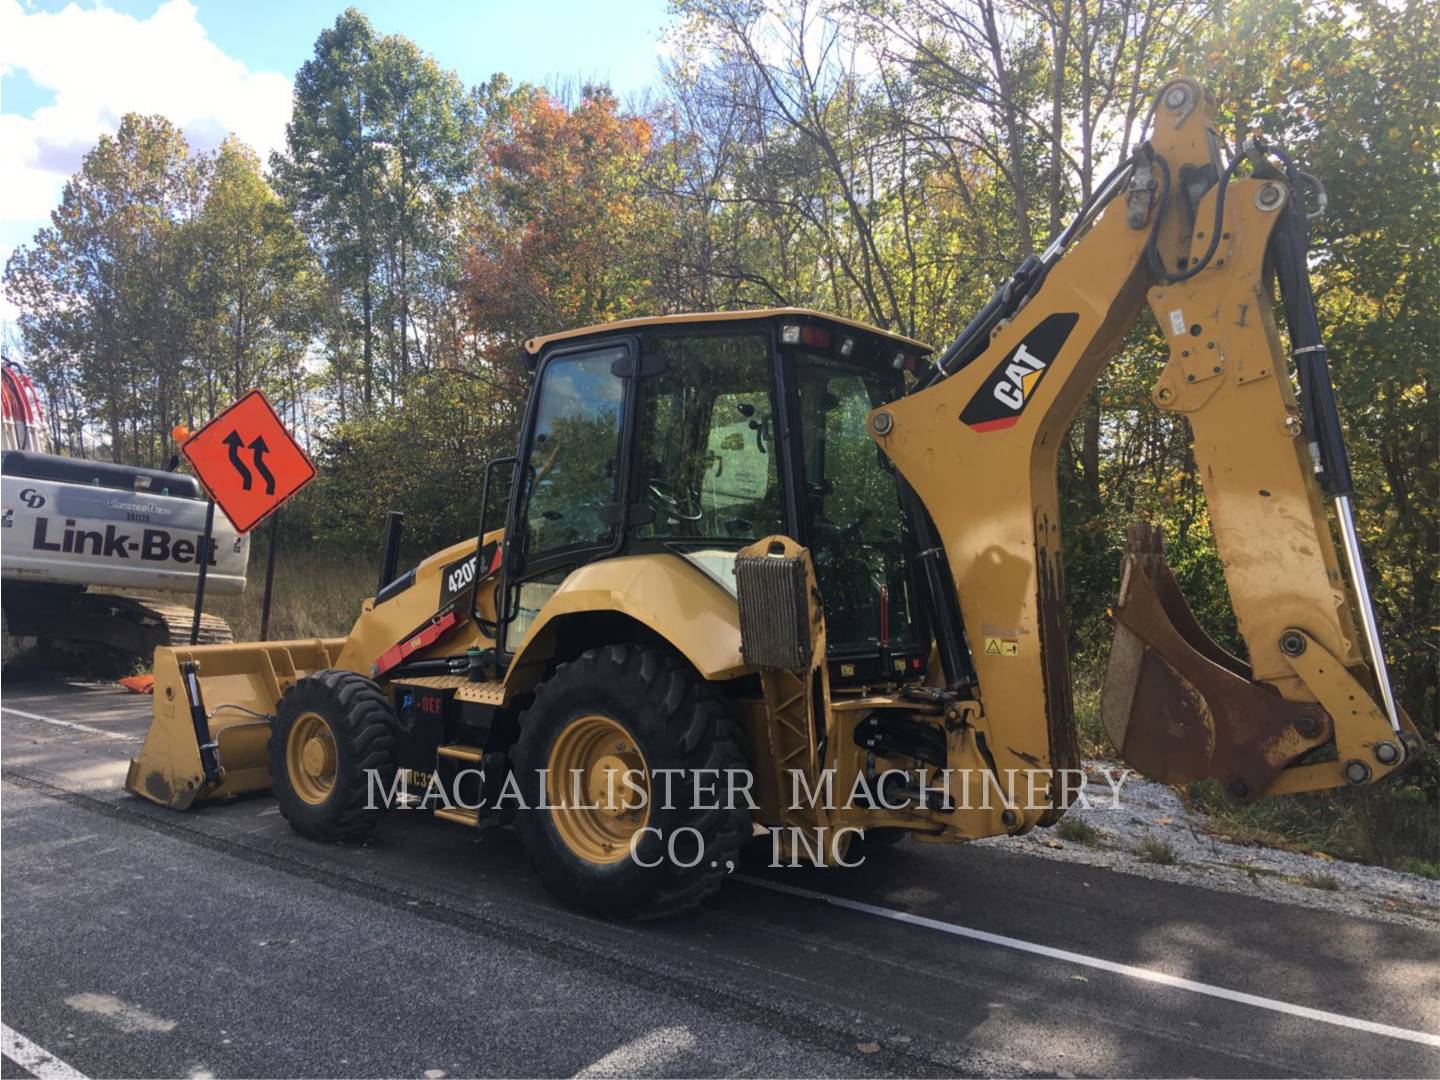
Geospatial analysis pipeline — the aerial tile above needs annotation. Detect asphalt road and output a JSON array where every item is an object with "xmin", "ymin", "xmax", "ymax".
[{"xmin": 2, "ymin": 675, "xmax": 1437, "ymax": 1078}]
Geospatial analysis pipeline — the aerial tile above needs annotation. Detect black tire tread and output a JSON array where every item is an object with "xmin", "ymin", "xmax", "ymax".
[
  {"xmin": 515, "ymin": 644, "xmax": 751, "ymax": 920},
  {"xmin": 270, "ymin": 668, "xmax": 397, "ymax": 843}
]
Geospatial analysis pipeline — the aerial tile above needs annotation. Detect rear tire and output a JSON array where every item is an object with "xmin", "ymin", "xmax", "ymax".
[
  {"xmin": 513, "ymin": 644, "xmax": 751, "ymax": 919},
  {"xmin": 270, "ymin": 669, "xmax": 397, "ymax": 842}
]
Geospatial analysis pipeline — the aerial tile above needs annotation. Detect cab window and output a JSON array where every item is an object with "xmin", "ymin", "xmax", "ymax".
[
  {"xmin": 635, "ymin": 334, "xmax": 782, "ymax": 543},
  {"xmin": 522, "ymin": 347, "xmax": 626, "ymax": 557},
  {"xmin": 795, "ymin": 353, "xmax": 916, "ymax": 655}
]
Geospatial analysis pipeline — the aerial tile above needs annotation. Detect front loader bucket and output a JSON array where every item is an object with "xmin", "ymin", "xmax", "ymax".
[
  {"xmin": 125, "ymin": 638, "xmax": 345, "ymax": 810},
  {"xmin": 1100, "ymin": 523, "xmax": 1332, "ymax": 802}
]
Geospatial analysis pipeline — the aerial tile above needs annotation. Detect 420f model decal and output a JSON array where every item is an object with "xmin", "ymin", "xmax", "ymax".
[{"xmin": 960, "ymin": 312, "xmax": 1079, "ymax": 432}]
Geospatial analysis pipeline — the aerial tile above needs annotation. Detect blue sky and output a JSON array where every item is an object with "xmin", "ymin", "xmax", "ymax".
[{"xmin": 0, "ymin": 0, "xmax": 676, "ymax": 319}]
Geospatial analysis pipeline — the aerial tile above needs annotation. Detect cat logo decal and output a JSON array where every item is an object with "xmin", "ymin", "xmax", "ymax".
[{"xmin": 960, "ymin": 313, "xmax": 1079, "ymax": 432}]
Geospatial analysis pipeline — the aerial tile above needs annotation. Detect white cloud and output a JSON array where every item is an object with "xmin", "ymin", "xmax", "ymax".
[{"xmin": 0, "ymin": 0, "xmax": 292, "ymax": 319}]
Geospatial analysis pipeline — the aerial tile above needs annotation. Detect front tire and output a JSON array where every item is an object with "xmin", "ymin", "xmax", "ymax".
[
  {"xmin": 270, "ymin": 669, "xmax": 397, "ymax": 842},
  {"xmin": 513, "ymin": 644, "xmax": 751, "ymax": 919}
]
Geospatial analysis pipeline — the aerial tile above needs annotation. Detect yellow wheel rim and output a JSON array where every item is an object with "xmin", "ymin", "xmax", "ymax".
[
  {"xmin": 286, "ymin": 711, "xmax": 338, "ymax": 805},
  {"xmin": 546, "ymin": 714, "xmax": 650, "ymax": 865}
]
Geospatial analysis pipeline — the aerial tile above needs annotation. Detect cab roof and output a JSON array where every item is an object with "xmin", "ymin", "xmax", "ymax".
[{"xmin": 522, "ymin": 308, "xmax": 933, "ymax": 357}]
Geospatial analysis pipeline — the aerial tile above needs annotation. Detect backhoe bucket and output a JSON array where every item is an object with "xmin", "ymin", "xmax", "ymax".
[
  {"xmin": 125, "ymin": 638, "xmax": 345, "ymax": 810},
  {"xmin": 1100, "ymin": 523, "xmax": 1332, "ymax": 802}
]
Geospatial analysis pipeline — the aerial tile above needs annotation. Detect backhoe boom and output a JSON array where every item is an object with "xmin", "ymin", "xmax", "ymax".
[{"xmin": 872, "ymin": 78, "xmax": 1415, "ymax": 814}]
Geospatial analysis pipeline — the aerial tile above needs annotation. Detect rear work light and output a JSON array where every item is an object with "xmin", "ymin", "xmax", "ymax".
[{"xmin": 780, "ymin": 323, "xmax": 831, "ymax": 349}]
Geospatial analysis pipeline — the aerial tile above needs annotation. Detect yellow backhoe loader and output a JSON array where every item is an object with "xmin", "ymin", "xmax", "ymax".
[{"xmin": 127, "ymin": 78, "xmax": 1420, "ymax": 918}]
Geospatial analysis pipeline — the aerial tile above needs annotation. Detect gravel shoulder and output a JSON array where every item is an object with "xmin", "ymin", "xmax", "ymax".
[{"xmin": 978, "ymin": 763, "xmax": 1440, "ymax": 931}]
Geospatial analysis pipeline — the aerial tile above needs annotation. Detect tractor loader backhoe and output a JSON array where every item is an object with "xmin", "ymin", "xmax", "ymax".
[{"xmin": 127, "ymin": 78, "xmax": 1419, "ymax": 918}]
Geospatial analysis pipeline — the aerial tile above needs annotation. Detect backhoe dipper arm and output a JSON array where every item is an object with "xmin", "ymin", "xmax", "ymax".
[{"xmin": 871, "ymin": 79, "xmax": 1413, "ymax": 819}]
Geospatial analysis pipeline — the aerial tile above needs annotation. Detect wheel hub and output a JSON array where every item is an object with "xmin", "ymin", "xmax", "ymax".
[
  {"xmin": 547, "ymin": 715, "xmax": 650, "ymax": 864},
  {"xmin": 286, "ymin": 711, "xmax": 338, "ymax": 805},
  {"xmin": 302, "ymin": 735, "xmax": 334, "ymax": 779}
]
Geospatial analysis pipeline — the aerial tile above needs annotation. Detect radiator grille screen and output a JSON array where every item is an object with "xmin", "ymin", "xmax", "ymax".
[{"xmin": 735, "ymin": 554, "xmax": 811, "ymax": 671}]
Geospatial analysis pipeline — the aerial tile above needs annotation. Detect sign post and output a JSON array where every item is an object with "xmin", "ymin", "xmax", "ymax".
[
  {"xmin": 181, "ymin": 390, "xmax": 316, "ymax": 643},
  {"xmin": 258, "ymin": 511, "xmax": 281, "ymax": 641},
  {"xmin": 189, "ymin": 499, "xmax": 217, "ymax": 645}
]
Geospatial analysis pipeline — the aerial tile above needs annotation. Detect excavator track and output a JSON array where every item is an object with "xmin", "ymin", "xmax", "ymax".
[
  {"xmin": 2, "ymin": 584, "xmax": 233, "ymax": 666},
  {"xmin": 103, "ymin": 595, "xmax": 235, "ymax": 648}
]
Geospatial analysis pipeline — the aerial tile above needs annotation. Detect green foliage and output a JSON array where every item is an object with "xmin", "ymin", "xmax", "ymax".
[
  {"xmin": 271, "ymin": 7, "xmax": 476, "ymax": 414},
  {"xmin": 279, "ymin": 366, "xmax": 523, "ymax": 558},
  {"xmin": 194, "ymin": 138, "xmax": 320, "ymax": 412}
]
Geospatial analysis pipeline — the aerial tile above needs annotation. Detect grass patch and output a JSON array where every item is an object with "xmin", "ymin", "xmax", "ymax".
[
  {"xmin": 1184, "ymin": 749, "xmax": 1440, "ymax": 875},
  {"xmin": 1056, "ymin": 815, "xmax": 1105, "ymax": 846},
  {"xmin": 1392, "ymin": 857, "xmax": 1439, "ymax": 880},
  {"xmin": 202, "ymin": 550, "xmax": 376, "ymax": 642},
  {"xmin": 1072, "ymin": 673, "xmax": 1111, "ymax": 760},
  {"xmin": 1134, "ymin": 835, "xmax": 1178, "ymax": 865}
]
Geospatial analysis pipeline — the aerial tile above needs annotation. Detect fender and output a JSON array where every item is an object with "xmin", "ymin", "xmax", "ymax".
[{"xmin": 503, "ymin": 553, "xmax": 747, "ymax": 693}]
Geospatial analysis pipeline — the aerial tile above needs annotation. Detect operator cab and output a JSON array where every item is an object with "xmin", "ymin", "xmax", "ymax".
[{"xmin": 498, "ymin": 309, "xmax": 933, "ymax": 686}]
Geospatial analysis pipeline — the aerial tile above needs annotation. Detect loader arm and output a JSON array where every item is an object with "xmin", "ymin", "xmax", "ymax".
[{"xmin": 873, "ymin": 79, "xmax": 1415, "ymax": 811}]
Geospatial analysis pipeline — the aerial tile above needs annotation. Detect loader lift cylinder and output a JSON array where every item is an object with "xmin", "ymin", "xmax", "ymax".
[{"xmin": 181, "ymin": 660, "xmax": 221, "ymax": 785}]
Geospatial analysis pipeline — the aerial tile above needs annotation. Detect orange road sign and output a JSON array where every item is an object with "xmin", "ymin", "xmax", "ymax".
[{"xmin": 182, "ymin": 390, "xmax": 316, "ymax": 534}]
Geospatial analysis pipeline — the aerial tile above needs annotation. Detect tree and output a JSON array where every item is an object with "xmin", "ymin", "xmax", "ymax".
[
  {"xmin": 272, "ymin": 8, "xmax": 383, "ymax": 415},
  {"xmin": 3, "ymin": 114, "xmax": 205, "ymax": 466},
  {"xmin": 194, "ymin": 138, "xmax": 321, "ymax": 420},
  {"xmin": 273, "ymin": 8, "xmax": 475, "ymax": 414},
  {"xmin": 371, "ymin": 32, "xmax": 474, "ymax": 391},
  {"xmin": 462, "ymin": 80, "xmax": 658, "ymax": 345}
]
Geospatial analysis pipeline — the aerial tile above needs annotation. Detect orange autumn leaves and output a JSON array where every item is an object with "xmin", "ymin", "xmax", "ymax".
[{"xmin": 463, "ymin": 87, "xmax": 657, "ymax": 346}]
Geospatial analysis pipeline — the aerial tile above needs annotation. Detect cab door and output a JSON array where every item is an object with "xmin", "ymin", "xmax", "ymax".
[{"xmin": 500, "ymin": 341, "xmax": 632, "ymax": 652}]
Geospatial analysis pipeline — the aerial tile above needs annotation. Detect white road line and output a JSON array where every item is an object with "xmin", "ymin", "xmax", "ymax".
[
  {"xmin": 572, "ymin": 1026, "xmax": 697, "ymax": 1078},
  {"xmin": 740, "ymin": 876, "xmax": 1440, "ymax": 1049},
  {"xmin": 1, "ymin": 1022, "xmax": 90, "ymax": 1080},
  {"xmin": 0, "ymin": 706, "xmax": 136, "ymax": 741}
]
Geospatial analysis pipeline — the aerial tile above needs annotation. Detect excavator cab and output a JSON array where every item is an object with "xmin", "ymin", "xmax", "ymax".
[{"xmin": 495, "ymin": 312, "xmax": 933, "ymax": 688}]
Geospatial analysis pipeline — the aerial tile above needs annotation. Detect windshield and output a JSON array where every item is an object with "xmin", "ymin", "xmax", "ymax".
[{"xmin": 794, "ymin": 352, "xmax": 916, "ymax": 656}]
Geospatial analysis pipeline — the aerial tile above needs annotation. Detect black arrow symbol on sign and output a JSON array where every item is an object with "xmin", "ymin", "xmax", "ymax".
[
  {"xmin": 222, "ymin": 430, "xmax": 252, "ymax": 490},
  {"xmin": 248, "ymin": 435, "xmax": 276, "ymax": 495}
]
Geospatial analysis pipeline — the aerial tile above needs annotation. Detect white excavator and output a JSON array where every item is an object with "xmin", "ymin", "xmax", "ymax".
[{"xmin": 1, "ymin": 361, "xmax": 247, "ymax": 667}]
